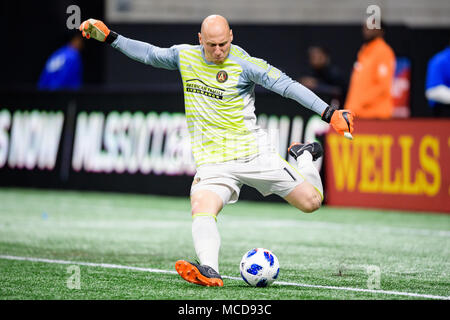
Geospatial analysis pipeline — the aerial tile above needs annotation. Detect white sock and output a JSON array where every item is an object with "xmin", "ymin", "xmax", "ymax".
[
  {"xmin": 297, "ymin": 151, "xmax": 324, "ymax": 196},
  {"xmin": 192, "ymin": 215, "xmax": 221, "ymax": 273}
]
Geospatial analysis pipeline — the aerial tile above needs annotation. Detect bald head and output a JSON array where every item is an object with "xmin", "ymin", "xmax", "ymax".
[
  {"xmin": 199, "ymin": 15, "xmax": 233, "ymax": 64},
  {"xmin": 201, "ymin": 15, "xmax": 230, "ymax": 35}
]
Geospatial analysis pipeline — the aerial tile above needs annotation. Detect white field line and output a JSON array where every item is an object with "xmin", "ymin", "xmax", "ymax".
[{"xmin": 0, "ymin": 254, "xmax": 448, "ymax": 300}]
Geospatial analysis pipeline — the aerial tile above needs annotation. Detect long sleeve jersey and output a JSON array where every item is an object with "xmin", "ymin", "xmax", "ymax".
[{"xmin": 111, "ymin": 35, "xmax": 329, "ymax": 166}]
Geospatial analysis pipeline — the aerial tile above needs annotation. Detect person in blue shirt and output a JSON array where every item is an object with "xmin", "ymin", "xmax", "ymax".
[
  {"xmin": 38, "ymin": 34, "xmax": 84, "ymax": 90},
  {"xmin": 425, "ymin": 44, "xmax": 450, "ymax": 117}
]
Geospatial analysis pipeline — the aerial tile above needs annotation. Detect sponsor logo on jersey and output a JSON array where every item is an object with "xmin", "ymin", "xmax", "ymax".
[{"xmin": 185, "ymin": 79, "xmax": 224, "ymax": 100}]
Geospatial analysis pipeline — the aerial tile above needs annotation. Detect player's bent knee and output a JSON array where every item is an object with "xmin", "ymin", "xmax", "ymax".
[
  {"xmin": 302, "ymin": 192, "xmax": 322, "ymax": 213},
  {"xmin": 298, "ymin": 194, "xmax": 321, "ymax": 213},
  {"xmin": 284, "ymin": 182, "xmax": 322, "ymax": 213}
]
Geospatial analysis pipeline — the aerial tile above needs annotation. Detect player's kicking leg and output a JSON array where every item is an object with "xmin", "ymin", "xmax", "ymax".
[
  {"xmin": 175, "ymin": 189, "xmax": 224, "ymax": 287},
  {"xmin": 284, "ymin": 142, "xmax": 324, "ymax": 213}
]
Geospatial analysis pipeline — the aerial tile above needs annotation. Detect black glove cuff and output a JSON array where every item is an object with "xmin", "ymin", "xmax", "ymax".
[
  {"xmin": 321, "ymin": 106, "xmax": 336, "ymax": 123},
  {"xmin": 105, "ymin": 31, "xmax": 118, "ymax": 45}
]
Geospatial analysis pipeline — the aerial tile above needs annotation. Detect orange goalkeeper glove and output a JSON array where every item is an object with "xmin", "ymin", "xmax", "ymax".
[
  {"xmin": 79, "ymin": 19, "xmax": 116, "ymax": 43},
  {"xmin": 321, "ymin": 106, "xmax": 354, "ymax": 139}
]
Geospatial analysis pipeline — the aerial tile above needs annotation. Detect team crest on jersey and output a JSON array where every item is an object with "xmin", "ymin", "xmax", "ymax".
[{"xmin": 216, "ymin": 70, "xmax": 228, "ymax": 83}]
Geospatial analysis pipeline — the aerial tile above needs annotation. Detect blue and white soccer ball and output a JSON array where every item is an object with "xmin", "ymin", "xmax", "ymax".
[{"xmin": 240, "ymin": 248, "xmax": 280, "ymax": 287}]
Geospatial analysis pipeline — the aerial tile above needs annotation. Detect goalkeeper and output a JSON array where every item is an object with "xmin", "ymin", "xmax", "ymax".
[{"xmin": 79, "ymin": 15, "xmax": 354, "ymax": 287}]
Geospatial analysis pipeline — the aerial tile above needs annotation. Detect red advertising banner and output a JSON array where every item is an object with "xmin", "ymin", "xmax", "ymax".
[{"xmin": 325, "ymin": 119, "xmax": 450, "ymax": 213}]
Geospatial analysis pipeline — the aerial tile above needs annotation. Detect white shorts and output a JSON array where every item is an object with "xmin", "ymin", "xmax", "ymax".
[{"xmin": 190, "ymin": 151, "xmax": 322, "ymax": 206}]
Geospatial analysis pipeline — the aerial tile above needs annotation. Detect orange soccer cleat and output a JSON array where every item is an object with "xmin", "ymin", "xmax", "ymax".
[{"xmin": 175, "ymin": 260, "xmax": 223, "ymax": 287}]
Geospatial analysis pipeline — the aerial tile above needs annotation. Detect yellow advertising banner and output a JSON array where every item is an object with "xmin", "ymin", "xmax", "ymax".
[{"xmin": 325, "ymin": 119, "xmax": 450, "ymax": 213}]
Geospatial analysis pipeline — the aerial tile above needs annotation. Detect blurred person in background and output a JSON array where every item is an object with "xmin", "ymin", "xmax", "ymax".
[
  {"xmin": 298, "ymin": 45, "xmax": 346, "ymax": 108},
  {"xmin": 425, "ymin": 42, "xmax": 450, "ymax": 117},
  {"xmin": 344, "ymin": 22, "xmax": 396, "ymax": 119},
  {"xmin": 38, "ymin": 33, "xmax": 84, "ymax": 90}
]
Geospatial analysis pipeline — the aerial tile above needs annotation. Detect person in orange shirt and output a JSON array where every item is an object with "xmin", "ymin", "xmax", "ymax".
[{"xmin": 344, "ymin": 23, "xmax": 396, "ymax": 119}]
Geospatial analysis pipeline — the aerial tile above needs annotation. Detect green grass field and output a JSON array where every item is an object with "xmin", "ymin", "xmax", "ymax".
[{"xmin": 0, "ymin": 188, "xmax": 448, "ymax": 300}]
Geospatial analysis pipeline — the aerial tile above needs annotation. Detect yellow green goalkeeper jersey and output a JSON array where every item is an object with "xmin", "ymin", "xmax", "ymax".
[{"xmin": 112, "ymin": 35, "xmax": 329, "ymax": 166}]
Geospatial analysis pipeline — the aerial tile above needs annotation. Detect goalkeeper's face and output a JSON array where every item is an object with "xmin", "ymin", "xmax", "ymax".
[{"xmin": 199, "ymin": 15, "xmax": 233, "ymax": 65}]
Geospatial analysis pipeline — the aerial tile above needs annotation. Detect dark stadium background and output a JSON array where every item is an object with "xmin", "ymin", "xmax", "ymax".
[{"xmin": 2, "ymin": 0, "xmax": 449, "ymax": 117}]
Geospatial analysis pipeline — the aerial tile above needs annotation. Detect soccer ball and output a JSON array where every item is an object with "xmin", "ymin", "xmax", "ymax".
[{"xmin": 240, "ymin": 248, "xmax": 280, "ymax": 287}]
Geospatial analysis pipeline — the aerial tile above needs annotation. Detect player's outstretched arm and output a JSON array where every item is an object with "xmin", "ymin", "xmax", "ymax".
[
  {"xmin": 79, "ymin": 18, "xmax": 178, "ymax": 70},
  {"xmin": 243, "ymin": 57, "xmax": 354, "ymax": 139},
  {"xmin": 274, "ymin": 74, "xmax": 354, "ymax": 139}
]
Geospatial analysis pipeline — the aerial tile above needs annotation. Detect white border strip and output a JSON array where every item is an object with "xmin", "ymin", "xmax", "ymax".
[{"xmin": 1, "ymin": 254, "xmax": 448, "ymax": 300}]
